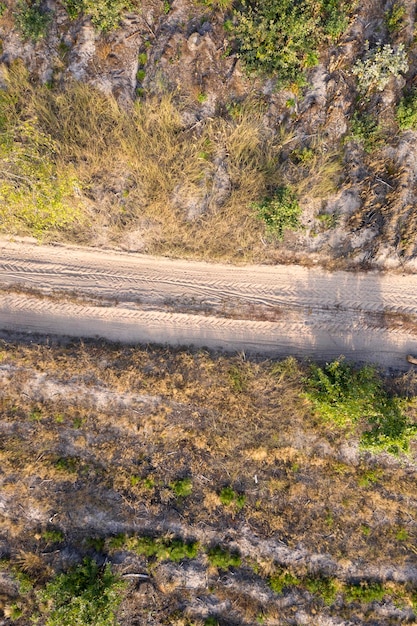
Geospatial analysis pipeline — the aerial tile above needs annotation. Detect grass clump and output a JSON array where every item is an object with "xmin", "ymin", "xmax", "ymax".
[
  {"xmin": 207, "ymin": 545, "xmax": 241, "ymax": 569},
  {"xmin": 254, "ymin": 186, "xmax": 301, "ymax": 240},
  {"xmin": 397, "ymin": 88, "xmax": 417, "ymax": 130},
  {"xmin": 305, "ymin": 360, "xmax": 417, "ymax": 454},
  {"xmin": 37, "ymin": 558, "xmax": 125, "ymax": 626},
  {"xmin": 15, "ymin": 0, "xmax": 52, "ymax": 41},
  {"xmin": 233, "ymin": 0, "xmax": 355, "ymax": 84},
  {"xmin": 269, "ymin": 570, "xmax": 300, "ymax": 594}
]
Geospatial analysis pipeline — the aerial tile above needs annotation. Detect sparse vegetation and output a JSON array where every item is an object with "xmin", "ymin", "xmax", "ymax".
[{"xmin": 0, "ymin": 341, "xmax": 416, "ymax": 623}]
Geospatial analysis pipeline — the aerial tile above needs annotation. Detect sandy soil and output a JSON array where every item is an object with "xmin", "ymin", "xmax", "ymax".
[{"xmin": 1, "ymin": 238, "xmax": 417, "ymax": 370}]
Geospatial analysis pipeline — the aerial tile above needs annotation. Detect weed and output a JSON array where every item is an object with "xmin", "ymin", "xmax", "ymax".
[
  {"xmin": 269, "ymin": 570, "xmax": 300, "ymax": 594},
  {"xmin": 38, "ymin": 558, "xmax": 125, "ymax": 626},
  {"xmin": 352, "ymin": 43, "xmax": 408, "ymax": 95},
  {"xmin": 395, "ymin": 528, "xmax": 409, "ymax": 541},
  {"xmin": 344, "ymin": 581, "xmax": 386, "ymax": 604},
  {"xmin": 138, "ymin": 52, "xmax": 147, "ymax": 65},
  {"xmin": 254, "ymin": 186, "xmax": 301, "ymax": 240},
  {"xmin": 349, "ymin": 111, "xmax": 382, "ymax": 153},
  {"xmin": 136, "ymin": 69, "xmax": 146, "ymax": 82},
  {"xmin": 385, "ymin": 2, "xmax": 406, "ymax": 33},
  {"xmin": 61, "ymin": 0, "xmax": 132, "ymax": 31},
  {"xmin": 129, "ymin": 535, "xmax": 199, "ymax": 562},
  {"xmin": 397, "ymin": 88, "xmax": 417, "ymax": 130},
  {"xmin": 170, "ymin": 477, "xmax": 193, "ymax": 498},
  {"xmin": 207, "ymin": 545, "xmax": 241, "ymax": 569},
  {"xmin": 305, "ymin": 360, "xmax": 417, "ymax": 453},
  {"xmin": 107, "ymin": 534, "xmax": 126, "ymax": 550},
  {"xmin": 41, "ymin": 529, "xmax": 64, "ymax": 545},
  {"xmin": 305, "ymin": 576, "xmax": 338, "ymax": 605},
  {"xmin": 15, "ymin": 0, "xmax": 52, "ymax": 41},
  {"xmin": 219, "ymin": 486, "xmax": 246, "ymax": 509},
  {"xmin": 0, "ymin": 2, "xmax": 6, "ymax": 17}
]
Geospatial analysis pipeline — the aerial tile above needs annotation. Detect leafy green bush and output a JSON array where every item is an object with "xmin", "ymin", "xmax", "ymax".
[
  {"xmin": 61, "ymin": 0, "xmax": 132, "ymax": 31},
  {"xmin": 15, "ymin": 0, "xmax": 52, "ymax": 41},
  {"xmin": 305, "ymin": 360, "xmax": 417, "ymax": 453},
  {"xmin": 397, "ymin": 89, "xmax": 417, "ymax": 130},
  {"xmin": 38, "ymin": 559, "xmax": 125, "ymax": 626},
  {"xmin": 254, "ymin": 186, "xmax": 301, "ymax": 240},
  {"xmin": 233, "ymin": 0, "xmax": 355, "ymax": 84},
  {"xmin": 207, "ymin": 545, "xmax": 241, "ymax": 569},
  {"xmin": 352, "ymin": 43, "xmax": 408, "ymax": 95}
]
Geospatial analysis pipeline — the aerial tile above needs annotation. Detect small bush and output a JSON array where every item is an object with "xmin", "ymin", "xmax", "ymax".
[
  {"xmin": 15, "ymin": 0, "xmax": 52, "ymax": 41},
  {"xmin": 344, "ymin": 581, "xmax": 386, "ymax": 604},
  {"xmin": 219, "ymin": 486, "xmax": 246, "ymax": 509},
  {"xmin": 38, "ymin": 558, "xmax": 125, "ymax": 626},
  {"xmin": 61, "ymin": 0, "xmax": 132, "ymax": 31},
  {"xmin": 385, "ymin": 2, "xmax": 406, "ymax": 33},
  {"xmin": 130, "ymin": 535, "xmax": 198, "ymax": 562},
  {"xmin": 254, "ymin": 186, "xmax": 301, "ymax": 240},
  {"xmin": 397, "ymin": 89, "xmax": 417, "ymax": 130},
  {"xmin": 170, "ymin": 478, "xmax": 193, "ymax": 498},
  {"xmin": 349, "ymin": 111, "xmax": 382, "ymax": 153},
  {"xmin": 269, "ymin": 570, "xmax": 300, "ymax": 594},
  {"xmin": 305, "ymin": 360, "xmax": 417, "ymax": 453},
  {"xmin": 207, "ymin": 546, "xmax": 241, "ymax": 569},
  {"xmin": 352, "ymin": 43, "xmax": 408, "ymax": 95},
  {"xmin": 233, "ymin": 0, "xmax": 355, "ymax": 84}
]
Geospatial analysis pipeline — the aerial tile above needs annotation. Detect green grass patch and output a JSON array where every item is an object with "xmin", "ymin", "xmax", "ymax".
[
  {"xmin": 219, "ymin": 486, "xmax": 246, "ymax": 509},
  {"xmin": 61, "ymin": 0, "xmax": 133, "ymax": 31},
  {"xmin": 170, "ymin": 477, "xmax": 193, "ymax": 498},
  {"xmin": 269, "ymin": 570, "xmax": 300, "ymax": 594},
  {"xmin": 344, "ymin": 581, "xmax": 386, "ymax": 604},
  {"xmin": 15, "ymin": 0, "xmax": 52, "ymax": 41},
  {"xmin": 304, "ymin": 360, "xmax": 417, "ymax": 454}
]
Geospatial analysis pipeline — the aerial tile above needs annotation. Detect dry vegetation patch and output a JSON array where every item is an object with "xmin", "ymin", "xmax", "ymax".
[{"xmin": 0, "ymin": 339, "xmax": 416, "ymax": 624}]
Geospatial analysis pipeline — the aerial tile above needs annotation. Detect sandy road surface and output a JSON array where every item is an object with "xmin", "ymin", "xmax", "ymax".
[{"xmin": 1, "ymin": 239, "xmax": 417, "ymax": 369}]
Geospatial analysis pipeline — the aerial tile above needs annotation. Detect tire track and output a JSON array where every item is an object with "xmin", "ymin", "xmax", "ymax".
[{"xmin": 1, "ymin": 239, "xmax": 417, "ymax": 368}]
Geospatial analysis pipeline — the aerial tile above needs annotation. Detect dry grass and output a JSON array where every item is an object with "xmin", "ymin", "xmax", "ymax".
[
  {"xmin": 0, "ymin": 62, "xmax": 293, "ymax": 260},
  {"xmin": 0, "ymin": 339, "xmax": 417, "ymax": 623}
]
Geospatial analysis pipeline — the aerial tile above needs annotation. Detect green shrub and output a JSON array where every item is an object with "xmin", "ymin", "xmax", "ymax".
[
  {"xmin": 385, "ymin": 2, "xmax": 406, "ymax": 33},
  {"xmin": 15, "ymin": 0, "xmax": 52, "ymax": 41},
  {"xmin": 207, "ymin": 545, "xmax": 241, "ymax": 569},
  {"xmin": 349, "ymin": 111, "xmax": 382, "ymax": 153},
  {"xmin": 219, "ymin": 486, "xmax": 246, "ymax": 509},
  {"xmin": 352, "ymin": 43, "xmax": 408, "ymax": 95},
  {"xmin": 38, "ymin": 559, "xmax": 125, "ymax": 626},
  {"xmin": 344, "ymin": 581, "xmax": 386, "ymax": 604},
  {"xmin": 129, "ymin": 535, "xmax": 198, "ymax": 562},
  {"xmin": 254, "ymin": 186, "xmax": 301, "ymax": 240},
  {"xmin": 305, "ymin": 360, "xmax": 417, "ymax": 453},
  {"xmin": 61, "ymin": 0, "xmax": 132, "ymax": 31},
  {"xmin": 305, "ymin": 576, "xmax": 338, "ymax": 605},
  {"xmin": 233, "ymin": 0, "xmax": 355, "ymax": 84},
  {"xmin": 269, "ymin": 570, "xmax": 300, "ymax": 594},
  {"xmin": 170, "ymin": 478, "xmax": 193, "ymax": 498},
  {"xmin": 397, "ymin": 89, "xmax": 417, "ymax": 130}
]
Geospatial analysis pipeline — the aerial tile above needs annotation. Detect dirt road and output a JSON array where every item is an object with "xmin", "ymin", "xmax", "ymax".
[{"xmin": 1, "ymin": 239, "xmax": 417, "ymax": 369}]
